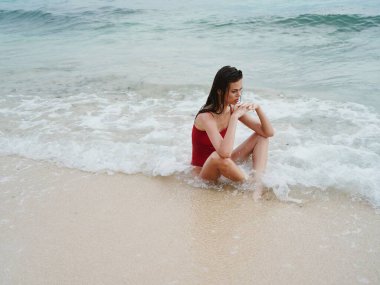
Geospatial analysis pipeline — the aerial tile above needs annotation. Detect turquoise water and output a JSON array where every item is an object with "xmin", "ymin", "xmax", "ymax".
[
  {"xmin": 1, "ymin": 0, "xmax": 380, "ymax": 107},
  {"xmin": 1, "ymin": 0, "xmax": 380, "ymax": 206}
]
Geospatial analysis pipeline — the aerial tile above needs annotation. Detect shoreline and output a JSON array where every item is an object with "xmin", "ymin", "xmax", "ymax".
[{"xmin": 1, "ymin": 155, "xmax": 379, "ymax": 284}]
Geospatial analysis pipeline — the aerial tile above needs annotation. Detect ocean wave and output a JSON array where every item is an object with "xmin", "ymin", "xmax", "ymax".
[
  {"xmin": 0, "ymin": 7, "xmax": 142, "ymax": 32},
  {"xmin": 0, "ymin": 9, "xmax": 65, "ymax": 24},
  {"xmin": 274, "ymin": 14, "xmax": 380, "ymax": 31},
  {"xmin": 191, "ymin": 14, "xmax": 380, "ymax": 33},
  {"xmin": 0, "ymin": 90, "xmax": 379, "ymax": 207},
  {"xmin": 2, "ymin": 8, "xmax": 379, "ymax": 35}
]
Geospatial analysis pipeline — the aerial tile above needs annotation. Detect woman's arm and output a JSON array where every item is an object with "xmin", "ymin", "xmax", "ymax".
[
  {"xmin": 239, "ymin": 105, "xmax": 274, "ymax": 137},
  {"xmin": 198, "ymin": 105, "xmax": 250, "ymax": 158},
  {"xmin": 197, "ymin": 113, "xmax": 237, "ymax": 158}
]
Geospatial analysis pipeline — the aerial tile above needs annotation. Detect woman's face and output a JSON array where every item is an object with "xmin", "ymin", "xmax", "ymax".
[{"xmin": 225, "ymin": 79, "xmax": 243, "ymax": 105}]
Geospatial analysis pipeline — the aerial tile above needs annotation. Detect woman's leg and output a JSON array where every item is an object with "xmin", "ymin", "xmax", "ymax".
[
  {"xmin": 231, "ymin": 133, "xmax": 269, "ymax": 166},
  {"xmin": 231, "ymin": 133, "xmax": 269, "ymax": 198},
  {"xmin": 199, "ymin": 151, "xmax": 246, "ymax": 182}
]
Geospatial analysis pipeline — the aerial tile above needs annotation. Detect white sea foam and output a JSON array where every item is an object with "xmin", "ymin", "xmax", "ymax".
[{"xmin": 0, "ymin": 89, "xmax": 379, "ymax": 206}]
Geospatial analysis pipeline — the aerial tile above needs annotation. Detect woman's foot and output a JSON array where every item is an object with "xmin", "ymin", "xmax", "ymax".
[
  {"xmin": 247, "ymin": 173, "xmax": 264, "ymax": 201},
  {"xmin": 252, "ymin": 183, "xmax": 264, "ymax": 201}
]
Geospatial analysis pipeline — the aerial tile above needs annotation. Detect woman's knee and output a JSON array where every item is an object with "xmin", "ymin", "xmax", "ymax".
[
  {"xmin": 219, "ymin": 157, "xmax": 235, "ymax": 172},
  {"xmin": 209, "ymin": 151, "xmax": 233, "ymax": 169},
  {"xmin": 208, "ymin": 151, "xmax": 245, "ymax": 181}
]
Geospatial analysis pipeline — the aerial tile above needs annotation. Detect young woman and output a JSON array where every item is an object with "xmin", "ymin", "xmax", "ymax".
[{"xmin": 191, "ymin": 66, "xmax": 274, "ymax": 200}]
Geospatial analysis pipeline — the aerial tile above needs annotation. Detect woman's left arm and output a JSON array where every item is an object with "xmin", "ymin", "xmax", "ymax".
[{"xmin": 239, "ymin": 105, "xmax": 275, "ymax": 137}]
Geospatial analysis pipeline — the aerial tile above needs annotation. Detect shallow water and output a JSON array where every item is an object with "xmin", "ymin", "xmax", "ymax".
[{"xmin": 1, "ymin": 0, "xmax": 379, "ymax": 206}]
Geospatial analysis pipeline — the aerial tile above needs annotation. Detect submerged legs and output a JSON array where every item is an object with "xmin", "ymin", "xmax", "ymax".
[
  {"xmin": 232, "ymin": 133, "xmax": 269, "ymax": 200},
  {"xmin": 198, "ymin": 133, "xmax": 270, "ymax": 201}
]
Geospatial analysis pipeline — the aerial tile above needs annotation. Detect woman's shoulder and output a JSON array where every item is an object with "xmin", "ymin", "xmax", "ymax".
[
  {"xmin": 197, "ymin": 112, "xmax": 216, "ymax": 124},
  {"xmin": 195, "ymin": 112, "xmax": 215, "ymax": 130},
  {"xmin": 197, "ymin": 112, "xmax": 214, "ymax": 120}
]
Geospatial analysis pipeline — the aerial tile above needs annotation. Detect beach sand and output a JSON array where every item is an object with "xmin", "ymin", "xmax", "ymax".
[{"xmin": 1, "ymin": 156, "xmax": 379, "ymax": 285}]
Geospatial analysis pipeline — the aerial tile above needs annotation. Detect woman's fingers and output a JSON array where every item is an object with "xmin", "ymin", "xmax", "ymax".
[
  {"xmin": 235, "ymin": 103, "xmax": 260, "ymax": 117},
  {"xmin": 241, "ymin": 103, "xmax": 259, "ymax": 111},
  {"xmin": 237, "ymin": 103, "xmax": 252, "ymax": 110},
  {"xmin": 250, "ymin": 103, "xmax": 258, "ymax": 110},
  {"xmin": 234, "ymin": 103, "xmax": 249, "ymax": 118}
]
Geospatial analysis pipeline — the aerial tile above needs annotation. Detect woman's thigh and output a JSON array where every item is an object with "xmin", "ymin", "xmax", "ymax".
[
  {"xmin": 199, "ymin": 152, "xmax": 246, "ymax": 182},
  {"xmin": 199, "ymin": 153, "xmax": 221, "ymax": 181},
  {"xmin": 231, "ymin": 133, "xmax": 261, "ymax": 162}
]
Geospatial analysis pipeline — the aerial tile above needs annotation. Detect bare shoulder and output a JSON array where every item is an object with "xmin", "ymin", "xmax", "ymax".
[
  {"xmin": 195, "ymin": 112, "xmax": 215, "ymax": 130},
  {"xmin": 197, "ymin": 112, "xmax": 214, "ymax": 122}
]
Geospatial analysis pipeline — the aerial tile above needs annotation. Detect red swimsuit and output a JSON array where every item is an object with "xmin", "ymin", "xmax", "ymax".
[
  {"xmin": 192, "ymin": 107, "xmax": 233, "ymax": 167},
  {"xmin": 191, "ymin": 126, "xmax": 227, "ymax": 167}
]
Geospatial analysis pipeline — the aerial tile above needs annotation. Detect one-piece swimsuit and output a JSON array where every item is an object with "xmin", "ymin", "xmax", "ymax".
[{"xmin": 191, "ymin": 106, "xmax": 232, "ymax": 167}]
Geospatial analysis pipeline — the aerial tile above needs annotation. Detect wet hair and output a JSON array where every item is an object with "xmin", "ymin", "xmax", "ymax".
[{"xmin": 197, "ymin": 66, "xmax": 243, "ymax": 116}]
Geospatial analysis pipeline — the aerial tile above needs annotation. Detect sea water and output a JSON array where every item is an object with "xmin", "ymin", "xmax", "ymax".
[{"xmin": 1, "ymin": 0, "xmax": 379, "ymax": 206}]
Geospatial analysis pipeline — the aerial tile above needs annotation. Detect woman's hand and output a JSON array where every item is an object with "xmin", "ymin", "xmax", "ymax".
[
  {"xmin": 247, "ymin": 103, "xmax": 260, "ymax": 111},
  {"xmin": 233, "ymin": 103, "xmax": 260, "ymax": 118}
]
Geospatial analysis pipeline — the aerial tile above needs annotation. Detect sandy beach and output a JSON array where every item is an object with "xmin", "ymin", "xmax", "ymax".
[
  {"xmin": 1, "ymin": 0, "xmax": 380, "ymax": 284},
  {"xmin": 0, "ymin": 155, "xmax": 379, "ymax": 284}
]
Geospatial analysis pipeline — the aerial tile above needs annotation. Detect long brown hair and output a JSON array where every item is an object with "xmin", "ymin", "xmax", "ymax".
[{"xmin": 197, "ymin": 66, "xmax": 243, "ymax": 116}]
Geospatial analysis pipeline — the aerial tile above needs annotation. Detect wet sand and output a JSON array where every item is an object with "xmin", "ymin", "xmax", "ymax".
[{"xmin": 1, "ymin": 156, "xmax": 379, "ymax": 284}]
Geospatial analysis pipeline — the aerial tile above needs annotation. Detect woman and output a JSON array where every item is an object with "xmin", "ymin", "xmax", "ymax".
[{"xmin": 191, "ymin": 66, "xmax": 274, "ymax": 200}]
